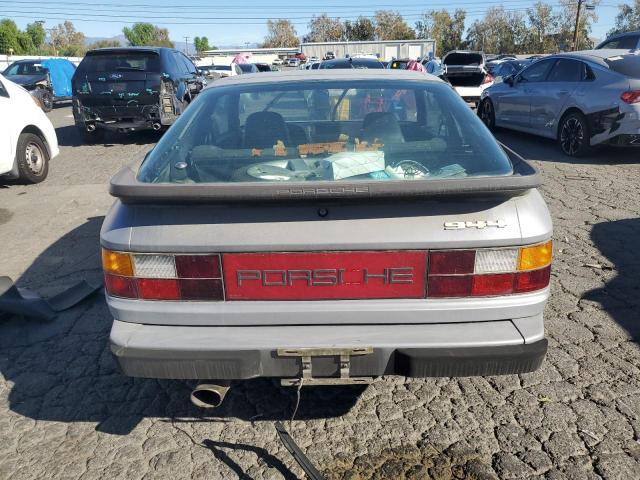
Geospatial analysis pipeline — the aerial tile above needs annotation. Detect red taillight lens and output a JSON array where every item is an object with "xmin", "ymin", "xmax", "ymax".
[
  {"xmin": 137, "ymin": 278, "xmax": 181, "ymax": 300},
  {"xmin": 428, "ymin": 275, "xmax": 472, "ymax": 297},
  {"xmin": 514, "ymin": 266, "xmax": 551, "ymax": 293},
  {"xmin": 179, "ymin": 279, "xmax": 224, "ymax": 300},
  {"xmin": 429, "ymin": 251, "xmax": 475, "ymax": 275},
  {"xmin": 482, "ymin": 73, "xmax": 494, "ymax": 85},
  {"xmin": 472, "ymin": 273, "xmax": 515, "ymax": 296},
  {"xmin": 175, "ymin": 255, "xmax": 221, "ymax": 278},
  {"xmin": 104, "ymin": 274, "xmax": 137, "ymax": 298},
  {"xmin": 621, "ymin": 90, "xmax": 640, "ymax": 104}
]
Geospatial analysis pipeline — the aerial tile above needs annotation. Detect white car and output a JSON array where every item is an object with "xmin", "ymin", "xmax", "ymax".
[
  {"xmin": 272, "ymin": 58, "xmax": 284, "ymax": 66},
  {"xmin": 0, "ymin": 74, "xmax": 58, "ymax": 183}
]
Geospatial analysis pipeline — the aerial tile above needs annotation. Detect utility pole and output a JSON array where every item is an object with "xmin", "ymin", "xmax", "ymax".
[
  {"xmin": 572, "ymin": 0, "xmax": 583, "ymax": 51},
  {"xmin": 184, "ymin": 36, "xmax": 190, "ymax": 54}
]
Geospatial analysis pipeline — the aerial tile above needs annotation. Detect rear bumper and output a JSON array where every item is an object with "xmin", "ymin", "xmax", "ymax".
[
  {"xmin": 72, "ymin": 99, "xmax": 167, "ymax": 131},
  {"xmin": 110, "ymin": 316, "xmax": 547, "ymax": 380}
]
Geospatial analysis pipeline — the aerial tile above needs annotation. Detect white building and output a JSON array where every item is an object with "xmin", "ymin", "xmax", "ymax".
[{"xmin": 301, "ymin": 39, "xmax": 436, "ymax": 62}]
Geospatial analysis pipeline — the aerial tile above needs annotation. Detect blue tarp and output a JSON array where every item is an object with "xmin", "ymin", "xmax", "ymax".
[{"xmin": 41, "ymin": 58, "xmax": 76, "ymax": 98}]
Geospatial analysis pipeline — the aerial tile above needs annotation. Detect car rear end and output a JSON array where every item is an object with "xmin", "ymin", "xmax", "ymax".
[
  {"xmin": 441, "ymin": 51, "xmax": 493, "ymax": 104},
  {"xmin": 102, "ymin": 70, "xmax": 552, "ymax": 384},
  {"xmin": 598, "ymin": 53, "xmax": 640, "ymax": 147},
  {"xmin": 72, "ymin": 48, "xmax": 175, "ymax": 133}
]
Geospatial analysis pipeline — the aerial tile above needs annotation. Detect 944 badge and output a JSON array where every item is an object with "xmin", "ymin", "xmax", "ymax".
[{"xmin": 444, "ymin": 220, "xmax": 508, "ymax": 230}]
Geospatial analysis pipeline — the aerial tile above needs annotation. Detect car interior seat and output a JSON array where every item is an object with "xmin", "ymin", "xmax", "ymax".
[
  {"xmin": 361, "ymin": 112, "xmax": 405, "ymax": 144},
  {"xmin": 243, "ymin": 111, "xmax": 291, "ymax": 149}
]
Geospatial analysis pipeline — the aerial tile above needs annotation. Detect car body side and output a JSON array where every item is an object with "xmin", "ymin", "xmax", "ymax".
[
  {"xmin": 482, "ymin": 54, "xmax": 640, "ymax": 147},
  {"xmin": 0, "ymin": 75, "xmax": 59, "ymax": 177}
]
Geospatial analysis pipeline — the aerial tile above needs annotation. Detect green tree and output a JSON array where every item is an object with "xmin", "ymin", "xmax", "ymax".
[
  {"xmin": 88, "ymin": 39, "xmax": 121, "ymax": 49},
  {"xmin": 415, "ymin": 9, "xmax": 466, "ymax": 54},
  {"xmin": 26, "ymin": 21, "xmax": 46, "ymax": 50},
  {"xmin": 555, "ymin": 0, "xmax": 601, "ymax": 50},
  {"xmin": 123, "ymin": 23, "xmax": 174, "ymax": 48},
  {"xmin": 525, "ymin": 2, "xmax": 559, "ymax": 53},
  {"xmin": 16, "ymin": 31, "xmax": 35, "ymax": 54},
  {"xmin": 608, "ymin": 0, "xmax": 640, "ymax": 36},
  {"xmin": 50, "ymin": 21, "xmax": 86, "ymax": 56},
  {"xmin": 304, "ymin": 14, "xmax": 345, "ymax": 43},
  {"xmin": 465, "ymin": 7, "xmax": 527, "ymax": 54},
  {"xmin": 0, "ymin": 19, "xmax": 21, "ymax": 54},
  {"xmin": 374, "ymin": 11, "xmax": 415, "ymax": 40},
  {"xmin": 193, "ymin": 36, "xmax": 211, "ymax": 53},
  {"xmin": 262, "ymin": 19, "xmax": 299, "ymax": 47},
  {"xmin": 344, "ymin": 17, "xmax": 375, "ymax": 41}
]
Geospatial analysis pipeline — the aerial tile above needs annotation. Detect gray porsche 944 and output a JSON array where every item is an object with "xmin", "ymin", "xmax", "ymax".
[{"xmin": 101, "ymin": 69, "xmax": 552, "ymax": 406}]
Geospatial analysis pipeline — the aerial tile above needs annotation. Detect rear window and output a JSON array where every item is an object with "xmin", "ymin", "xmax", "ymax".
[
  {"xmin": 605, "ymin": 55, "xmax": 640, "ymax": 78},
  {"xmin": 598, "ymin": 35, "xmax": 639, "ymax": 50},
  {"xmin": 77, "ymin": 52, "xmax": 161, "ymax": 73},
  {"xmin": 138, "ymin": 80, "xmax": 512, "ymax": 184},
  {"xmin": 4, "ymin": 62, "xmax": 47, "ymax": 76}
]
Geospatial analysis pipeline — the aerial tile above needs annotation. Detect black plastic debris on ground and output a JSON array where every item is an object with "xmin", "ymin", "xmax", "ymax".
[
  {"xmin": 275, "ymin": 421, "xmax": 325, "ymax": 480},
  {"xmin": 0, "ymin": 276, "xmax": 102, "ymax": 321}
]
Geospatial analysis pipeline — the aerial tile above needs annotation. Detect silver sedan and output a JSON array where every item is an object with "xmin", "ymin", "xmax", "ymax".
[{"xmin": 478, "ymin": 50, "xmax": 640, "ymax": 156}]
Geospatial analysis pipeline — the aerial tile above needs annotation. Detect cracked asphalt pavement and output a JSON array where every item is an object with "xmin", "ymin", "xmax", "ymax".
[{"xmin": 0, "ymin": 105, "xmax": 639, "ymax": 479}]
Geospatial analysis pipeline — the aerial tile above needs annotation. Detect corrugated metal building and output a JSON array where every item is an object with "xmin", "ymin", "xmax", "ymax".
[{"xmin": 301, "ymin": 39, "xmax": 436, "ymax": 61}]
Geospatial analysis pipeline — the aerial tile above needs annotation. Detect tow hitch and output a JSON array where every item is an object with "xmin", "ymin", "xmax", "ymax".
[{"xmin": 277, "ymin": 347, "xmax": 374, "ymax": 387}]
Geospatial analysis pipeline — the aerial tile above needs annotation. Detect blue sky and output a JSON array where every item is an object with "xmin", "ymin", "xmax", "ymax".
[{"xmin": 4, "ymin": 0, "xmax": 623, "ymax": 46}]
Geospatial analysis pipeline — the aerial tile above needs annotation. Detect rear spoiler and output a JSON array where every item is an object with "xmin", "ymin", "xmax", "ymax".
[{"xmin": 109, "ymin": 144, "xmax": 540, "ymax": 204}]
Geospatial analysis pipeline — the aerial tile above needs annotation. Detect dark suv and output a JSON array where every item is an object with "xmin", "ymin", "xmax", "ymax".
[{"xmin": 71, "ymin": 47, "xmax": 204, "ymax": 142}]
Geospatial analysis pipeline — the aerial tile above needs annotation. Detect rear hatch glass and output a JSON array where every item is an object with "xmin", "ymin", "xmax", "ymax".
[
  {"xmin": 137, "ymin": 80, "xmax": 512, "ymax": 185},
  {"xmin": 74, "ymin": 51, "xmax": 161, "ymax": 104}
]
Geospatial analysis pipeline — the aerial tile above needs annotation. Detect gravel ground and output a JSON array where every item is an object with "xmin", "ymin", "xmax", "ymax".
[{"xmin": 0, "ymin": 105, "xmax": 639, "ymax": 480}]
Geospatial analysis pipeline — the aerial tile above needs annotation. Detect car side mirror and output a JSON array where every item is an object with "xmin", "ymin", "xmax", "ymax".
[{"xmin": 503, "ymin": 75, "xmax": 514, "ymax": 86}]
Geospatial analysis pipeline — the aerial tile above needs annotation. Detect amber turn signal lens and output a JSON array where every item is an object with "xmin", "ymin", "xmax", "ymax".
[
  {"xmin": 518, "ymin": 241, "xmax": 552, "ymax": 271},
  {"xmin": 102, "ymin": 249, "xmax": 133, "ymax": 277}
]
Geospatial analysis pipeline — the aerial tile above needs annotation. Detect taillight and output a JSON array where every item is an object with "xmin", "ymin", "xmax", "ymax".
[
  {"xmin": 102, "ymin": 242, "xmax": 551, "ymax": 301},
  {"xmin": 102, "ymin": 250, "xmax": 224, "ymax": 301},
  {"xmin": 621, "ymin": 90, "xmax": 640, "ymax": 104},
  {"xmin": 482, "ymin": 73, "xmax": 494, "ymax": 85},
  {"xmin": 427, "ymin": 241, "xmax": 552, "ymax": 298}
]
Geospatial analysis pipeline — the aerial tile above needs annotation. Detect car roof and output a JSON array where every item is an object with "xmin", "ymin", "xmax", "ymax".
[
  {"xmin": 86, "ymin": 46, "xmax": 173, "ymax": 54},
  {"xmin": 602, "ymin": 30, "xmax": 639, "ymax": 39},
  {"xmin": 204, "ymin": 68, "xmax": 442, "ymax": 89},
  {"xmin": 553, "ymin": 49, "xmax": 638, "ymax": 67}
]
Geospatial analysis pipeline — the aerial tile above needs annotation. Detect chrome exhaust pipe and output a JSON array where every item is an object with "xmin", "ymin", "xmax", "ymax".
[
  {"xmin": 152, "ymin": 122, "xmax": 161, "ymax": 131},
  {"xmin": 190, "ymin": 382, "xmax": 230, "ymax": 409},
  {"xmin": 86, "ymin": 123, "xmax": 96, "ymax": 132}
]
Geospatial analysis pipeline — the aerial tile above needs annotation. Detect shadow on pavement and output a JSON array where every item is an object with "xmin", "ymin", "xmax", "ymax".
[
  {"xmin": 583, "ymin": 218, "xmax": 640, "ymax": 342},
  {"xmin": 494, "ymin": 129, "xmax": 640, "ymax": 165},
  {"xmin": 202, "ymin": 439, "xmax": 298, "ymax": 480},
  {"xmin": 0, "ymin": 217, "xmax": 364, "ymax": 436}
]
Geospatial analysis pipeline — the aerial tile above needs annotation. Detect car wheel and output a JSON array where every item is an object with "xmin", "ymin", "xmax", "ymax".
[
  {"xmin": 80, "ymin": 126, "xmax": 105, "ymax": 144},
  {"xmin": 16, "ymin": 132, "xmax": 49, "ymax": 184},
  {"xmin": 35, "ymin": 88, "xmax": 53, "ymax": 112},
  {"xmin": 558, "ymin": 111, "xmax": 591, "ymax": 157},
  {"xmin": 478, "ymin": 99, "xmax": 495, "ymax": 130}
]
